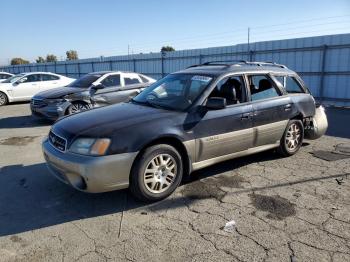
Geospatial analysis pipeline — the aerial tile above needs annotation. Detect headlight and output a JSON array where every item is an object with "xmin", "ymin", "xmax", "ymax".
[
  {"xmin": 69, "ymin": 138, "xmax": 111, "ymax": 156},
  {"xmin": 46, "ymin": 98, "xmax": 66, "ymax": 104}
]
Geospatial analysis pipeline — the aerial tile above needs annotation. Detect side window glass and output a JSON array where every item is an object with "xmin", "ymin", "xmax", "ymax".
[
  {"xmin": 24, "ymin": 74, "xmax": 41, "ymax": 83},
  {"xmin": 284, "ymin": 76, "xmax": 305, "ymax": 93},
  {"xmin": 102, "ymin": 75, "xmax": 120, "ymax": 87},
  {"xmin": 42, "ymin": 74, "xmax": 59, "ymax": 81},
  {"xmin": 249, "ymin": 75, "xmax": 280, "ymax": 101},
  {"xmin": 209, "ymin": 75, "xmax": 246, "ymax": 105},
  {"xmin": 0, "ymin": 74, "xmax": 8, "ymax": 79},
  {"xmin": 124, "ymin": 76, "xmax": 141, "ymax": 85}
]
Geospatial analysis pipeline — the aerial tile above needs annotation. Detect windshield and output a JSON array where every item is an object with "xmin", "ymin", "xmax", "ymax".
[
  {"xmin": 132, "ymin": 73, "xmax": 213, "ymax": 111},
  {"xmin": 2, "ymin": 73, "xmax": 26, "ymax": 83},
  {"xmin": 67, "ymin": 74, "xmax": 101, "ymax": 88}
]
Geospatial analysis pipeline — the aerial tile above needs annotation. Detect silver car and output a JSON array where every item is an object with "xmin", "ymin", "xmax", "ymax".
[{"xmin": 30, "ymin": 71, "xmax": 156, "ymax": 120}]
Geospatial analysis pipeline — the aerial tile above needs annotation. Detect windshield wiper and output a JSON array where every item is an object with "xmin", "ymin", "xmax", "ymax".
[{"xmin": 131, "ymin": 98, "xmax": 174, "ymax": 110}]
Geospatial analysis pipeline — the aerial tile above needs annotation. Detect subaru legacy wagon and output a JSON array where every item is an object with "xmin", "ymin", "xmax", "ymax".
[{"xmin": 42, "ymin": 61, "xmax": 328, "ymax": 202}]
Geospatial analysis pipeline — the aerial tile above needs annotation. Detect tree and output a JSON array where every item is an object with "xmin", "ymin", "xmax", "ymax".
[
  {"xmin": 161, "ymin": 46, "xmax": 175, "ymax": 52},
  {"xmin": 10, "ymin": 58, "xmax": 29, "ymax": 65},
  {"xmin": 36, "ymin": 56, "xmax": 45, "ymax": 63},
  {"xmin": 66, "ymin": 50, "xmax": 78, "ymax": 60},
  {"xmin": 46, "ymin": 54, "xmax": 57, "ymax": 62}
]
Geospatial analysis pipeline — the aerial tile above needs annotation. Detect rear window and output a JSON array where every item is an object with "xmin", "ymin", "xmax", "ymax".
[{"xmin": 139, "ymin": 74, "xmax": 150, "ymax": 83}]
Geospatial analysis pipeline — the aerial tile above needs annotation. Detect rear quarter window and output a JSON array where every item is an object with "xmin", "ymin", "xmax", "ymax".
[{"xmin": 274, "ymin": 75, "xmax": 306, "ymax": 94}]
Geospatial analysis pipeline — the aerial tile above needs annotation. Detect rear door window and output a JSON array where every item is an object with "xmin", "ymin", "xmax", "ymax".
[
  {"xmin": 24, "ymin": 74, "xmax": 42, "ymax": 83},
  {"xmin": 42, "ymin": 74, "xmax": 59, "ymax": 81},
  {"xmin": 248, "ymin": 75, "xmax": 281, "ymax": 101},
  {"xmin": 124, "ymin": 74, "xmax": 141, "ymax": 85}
]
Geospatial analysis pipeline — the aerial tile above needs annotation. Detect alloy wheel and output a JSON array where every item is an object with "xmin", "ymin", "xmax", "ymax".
[
  {"xmin": 285, "ymin": 123, "xmax": 301, "ymax": 151},
  {"xmin": 70, "ymin": 103, "xmax": 88, "ymax": 114},
  {"xmin": 143, "ymin": 154, "xmax": 177, "ymax": 194},
  {"xmin": 0, "ymin": 93, "xmax": 6, "ymax": 105}
]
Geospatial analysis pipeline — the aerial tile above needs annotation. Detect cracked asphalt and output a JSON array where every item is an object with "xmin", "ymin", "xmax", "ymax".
[{"xmin": 0, "ymin": 103, "xmax": 350, "ymax": 262}]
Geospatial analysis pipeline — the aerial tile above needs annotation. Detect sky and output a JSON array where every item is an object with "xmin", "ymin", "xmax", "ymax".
[{"xmin": 0, "ymin": 0, "xmax": 349, "ymax": 65}]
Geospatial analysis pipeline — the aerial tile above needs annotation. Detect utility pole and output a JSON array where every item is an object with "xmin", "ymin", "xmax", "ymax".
[{"xmin": 128, "ymin": 44, "xmax": 130, "ymax": 56}]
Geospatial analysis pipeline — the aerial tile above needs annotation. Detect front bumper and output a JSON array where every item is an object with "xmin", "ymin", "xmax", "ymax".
[
  {"xmin": 31, "ymin": 101, "xmax": 70, "ymax": 121},
  {"xmin": 42, "ymin": 138, "xmax": 138, "ymax": 193}
]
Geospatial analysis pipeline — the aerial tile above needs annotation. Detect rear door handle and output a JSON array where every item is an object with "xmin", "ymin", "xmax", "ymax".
[
  {"xmin": 284, "ymin": 104, "xmax": 292, "ymax": 111},
  {"xmin": 241, "ymin": 113, "xmax": 251, "ymax": 120}
]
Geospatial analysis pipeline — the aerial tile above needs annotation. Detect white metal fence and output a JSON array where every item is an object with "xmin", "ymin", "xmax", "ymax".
[{"xmin": 1, "ymin": 33, "xmax": 350, "ymax": 106}]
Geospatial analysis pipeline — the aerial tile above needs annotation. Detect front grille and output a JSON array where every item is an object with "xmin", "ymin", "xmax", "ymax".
[
  {"xmin": 31, "ymin": 98, "xmax": 47, "ymax": 108},
  {"xmin": 49, "ymin": 131, "xmax": 67, "ymax": 152}
]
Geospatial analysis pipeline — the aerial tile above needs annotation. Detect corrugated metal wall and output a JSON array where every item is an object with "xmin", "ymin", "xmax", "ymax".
[{"xmin": 1, "ymin": 33, "xmax": 350, "ymax": 106}]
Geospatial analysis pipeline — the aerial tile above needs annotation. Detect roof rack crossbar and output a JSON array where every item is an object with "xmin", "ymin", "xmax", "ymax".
[{"xmin": 202, "ymin": 60, "xmax": 247, "ymax": 65}]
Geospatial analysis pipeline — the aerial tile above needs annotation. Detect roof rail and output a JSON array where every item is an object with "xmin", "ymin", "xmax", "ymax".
[
  {"xmin": 244, "ymin": 61, "xmax": 287, "ymax": 68},
  {"xmin": 187, "ymin": 60, "xmax": 288, "ymax": 69},
  {"xmin": 187, "ymin": 60, "xmax": 247, "ymax": 69},
  {"xmin": 202, "ymin": 60, "xmax": 248, "ymax": 65}
]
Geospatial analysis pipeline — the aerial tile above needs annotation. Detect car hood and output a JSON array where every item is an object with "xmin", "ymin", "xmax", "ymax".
[
  {"xmin": 52, "ymin": 102, "xmax": 182, "ymax": 140},
  {"xmin": 35, "ymin": 87, "xmax": 86, "ymax": 99}
]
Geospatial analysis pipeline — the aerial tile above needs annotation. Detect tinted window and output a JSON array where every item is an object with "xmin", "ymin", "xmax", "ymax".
[
  {"xmin": 249, "ymin": 75, "xmax": 280, "ymax": 101},
  {"xmin": 67, "ymin": 74, "xmax": 101, "ymax": 88},
  {"xmin": 102, "ymin": 75, "xmax": 120, "ymax": 87},
  {"xmin": 209, "ymin": 75, "xmax": 246, "ymax": 105},
  {"xmin": 42, "ymin": 74, "xmax": 59, "ymax": 81},
  {"xmin": 284, "ymin": 76, "xmax": 304, "ymax": 93},
  {"xmin": 23, "ymin": 74, "xmax": 41, "ymax": 83},
  {"xmin": 124, "ymin": 76, "xmax": 141, "ymax": 85},
  {"xmin": 0, "ymin": 74, "xmax": 11, "ymax": 80},
  {"xmin": 2, "ymin": 74, "xmax": 25, "ymax": 83},
  {"xmin": 133, "ymin": 74, "xmax": 212, "ymax": 111}
]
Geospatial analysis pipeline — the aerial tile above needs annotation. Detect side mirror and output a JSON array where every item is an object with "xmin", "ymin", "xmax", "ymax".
[
  {"xmin": 205, "ymin": 97, "xmax": 226, "ymax": 110},
  {"xmin": 91, "ymin": 83, "xmax": 105, "ymax": 90}
]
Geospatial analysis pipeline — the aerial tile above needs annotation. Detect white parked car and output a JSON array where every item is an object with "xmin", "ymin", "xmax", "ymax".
[
  {"xmin": 0, "ymin": 72, "xmax": 14, "ymax": 82},
  {"xmin": 0, "ymin": 72, "xmax": 75, "ymax": 106}
]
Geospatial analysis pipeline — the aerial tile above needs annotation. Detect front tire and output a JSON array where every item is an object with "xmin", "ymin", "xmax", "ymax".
[
  {"xmin": 130, "ymin": 144, "xmax": 183, "ymax": 202},
  {"xmin": 277, "ymin": 119, "xmax": 304, "ymax": 157},
  {"xmin": 67, "ymin": 102, "xmax": 89, "ymax": 115},
  {"xmin": 0, "ymin": 92, "xmax": 8, "ymax": 106}
]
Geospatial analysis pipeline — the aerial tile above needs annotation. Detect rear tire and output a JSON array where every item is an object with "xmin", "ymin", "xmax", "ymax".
[
  {"xmin": 0, "ymin": 92, "xmax": 8, "ymax": 106},
  {"xmin": 277, "ymin": 119, "xmax": 304, "ymax": 157},
  {"xmin": 67, "ymin": 102, "xmax": 89, "ymax": 115},
  {"xmin": 130, "ymin": 144, "xmax": 183, "ymax": 202}
]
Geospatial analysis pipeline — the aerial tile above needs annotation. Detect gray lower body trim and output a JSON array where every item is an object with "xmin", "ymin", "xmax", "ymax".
[
  {"xmin": 254, "ymin": 120, "xmax": 288, "ymax": 146},
  {"xmin": 192, "ymin": 143, "xmax": 279, "ymax": 171}
]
